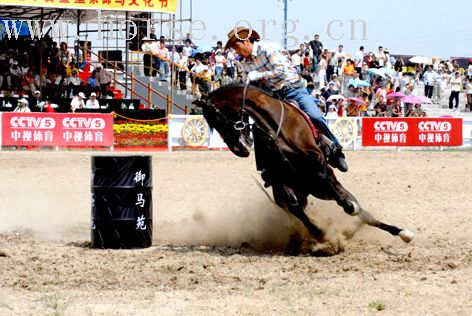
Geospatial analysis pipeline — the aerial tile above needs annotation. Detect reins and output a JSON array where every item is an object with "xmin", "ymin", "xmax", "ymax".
[{"xmin": 235, "ymin": 82, "xmax": 285, "ymax": 140}]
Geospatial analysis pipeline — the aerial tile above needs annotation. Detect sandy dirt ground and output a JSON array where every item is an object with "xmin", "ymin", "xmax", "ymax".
[{"xmin": 0, "ymin": 150, "xmax": 471, "ymax": 315}]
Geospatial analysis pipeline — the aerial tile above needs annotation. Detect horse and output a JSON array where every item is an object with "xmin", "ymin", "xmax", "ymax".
[{"xmin": 193, "ymin": 82, "xmax": 414, "ymax": 246}]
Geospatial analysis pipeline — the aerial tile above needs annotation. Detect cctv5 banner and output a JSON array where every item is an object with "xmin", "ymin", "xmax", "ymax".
[
  {"xmin": 362, "ymin": 117, "xmax": 463, "ymax": 146},
  {"xmin": 1, "ymin": 113, "xmax": 113, "ymax": 147}
]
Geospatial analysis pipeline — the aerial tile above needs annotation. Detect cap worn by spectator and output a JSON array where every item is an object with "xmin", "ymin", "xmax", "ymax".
[
  {"xmin": 78, "ymin": 92, "xmax": 85, "ymax": 98},
  {"xmin": 90, "ymin": 92, "xmax": 97, "ymax": 97},
  {"xmin": 18, "ymin": 98, "xmax": 28, "ymax": 105},
  {"xmin": 33, "ymin": 90, "xmax": 40, "ymax": 95}
]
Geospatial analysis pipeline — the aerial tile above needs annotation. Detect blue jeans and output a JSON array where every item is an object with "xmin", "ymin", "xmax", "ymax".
[
  {"xmin": 159, "ymin": 61, "xmax": 169, "ymax": 80},
  {"xmin": 312, "ymin": 55, "xmax": 318, "ymax": 73},
  {"xmin": 284, "ymin": 87, "xmax": 340, "ymax": 147}
]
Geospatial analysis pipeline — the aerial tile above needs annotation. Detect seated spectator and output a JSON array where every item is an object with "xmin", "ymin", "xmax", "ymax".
[
  {"xmin": 347, "ymin": 99, "xmax": 361, "ymax": 117},
  {"xmin": 85, "ymin": 92, "xmax": 100, "ymax": 109},
  {"xmin": 87, "ymin": 70, "xmax": 100, "ymax": 95},
  {"xmin": 10, "ymin": 61, "xmax": 21, "ymax": 90},
  {"xmin": 414, "ymin": 104, "xmax": 427, "ymax": 117},
  {"xmin": 34, "ymin": 68, "xmax": 51, "ymax": 96},
  {"xmin": 335, "ymin": 98, "xmax": 345, "ymax": 117},
  {"xmin": 53, "ymin": 70, "xmax": 68, "ymax": 98},
  {"xmin": 43, "ymin": 100, "xmax": 56, "ymax": 113},
  {"xmin": 67, "ymin": 70, "xmax": 82, "ymax": 98},
  {"xmin": 360, "ymin": 92, "xmax": 371, "ymax": 117},
  {"xmin": 325, "ymin": 104, "xmax": 339, "ymax": 119},
  {"xmin": 30, "ymin": 90, "xmax": 43, "ymax": 110},
  {"xmin": 218, "ymin": 69, "xmax": 232, "ymax": 86},
  {"xmin": 405, "ymin": 103, "xmax": 416, "ymax": 117},
  {"xmin": 70, "ymin": 92, "xmax": 85, "ymax": 112},
  {"xmin": 95, "ymin": 65, "xmax": 113, "ymax": 96},
  {"xmin": 101, "ymin": 85, "xmax": 114, "ymax": 99},
  {"xmin": 373, "ymin": 95, "xmax": 387, "ymax": 116},
  {"xmin": 21, "ymin": 69, "xmax": 36, "ymax": 93},
  {"xmin": 391, "ymin": 99, "xmax": 402, "ymax": 117},
  {"xmin": 13, "ymin": 98, "xmax": 31, "ymax": 112},
  {"xmin": 0, "ymin": 56, "xmax": 11, "ymax": 89},
  {"xmin": 66, "ymin": 64, "xmax": 79, "ymax": 77}
]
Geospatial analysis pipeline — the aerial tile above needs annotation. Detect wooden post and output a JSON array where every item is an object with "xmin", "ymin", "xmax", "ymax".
[
  {"xmin": 113, "ymin": 61, "xmax": 117, "ymax": 88},
  {"xmin": 185, "ymin": 105, "xmax": 188, "ymax": 115},
  {"xmin": 147, "ymin": 81, "xmax": 152, "ymax": 109},
  {"xmin": 166, "ymin": 94, "xmax": 171, "ymax": 115}
]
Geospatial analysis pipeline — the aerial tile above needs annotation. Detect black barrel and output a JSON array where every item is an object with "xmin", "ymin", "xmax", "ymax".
[{"xmin": 91, "ymin": 156, "xmax": 152, "ymax": 249}]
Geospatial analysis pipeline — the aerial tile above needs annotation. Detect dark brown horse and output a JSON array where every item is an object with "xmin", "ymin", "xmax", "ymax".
[{"xmin": 193, "ymin": 83, "xmax": 414, "ymax": 244}]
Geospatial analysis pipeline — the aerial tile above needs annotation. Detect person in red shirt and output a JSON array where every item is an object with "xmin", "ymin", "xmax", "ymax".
[{"xmin": 44, "ymin": 100, "xmax": 56, "ymax": 112}]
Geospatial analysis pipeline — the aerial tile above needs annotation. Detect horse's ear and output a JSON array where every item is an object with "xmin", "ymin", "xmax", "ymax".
[{"xmin": 192, "ymin": 98, "xmax": 209, "ymax": 108}]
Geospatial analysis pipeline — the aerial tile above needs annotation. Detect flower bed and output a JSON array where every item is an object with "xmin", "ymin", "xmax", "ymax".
[{"xmin": 113, "ymin": 123, "xmax": 168, "ymax": 147}]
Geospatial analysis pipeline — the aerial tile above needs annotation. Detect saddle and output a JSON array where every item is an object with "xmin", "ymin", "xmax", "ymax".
[{"xmin": 285, "ymin": 100, "xmax": 319, "ymax": 141}]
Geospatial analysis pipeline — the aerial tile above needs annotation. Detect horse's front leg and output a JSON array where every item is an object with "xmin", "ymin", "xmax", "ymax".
[{"xmin": 272, "ymin": 183, "xmax": 324, "ymax": 242}]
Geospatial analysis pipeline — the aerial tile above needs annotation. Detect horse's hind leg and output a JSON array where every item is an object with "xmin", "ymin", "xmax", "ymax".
[
  {"xmin": 272, "ymin": 184, "xmax": 324, "ymax": 242},
  {"xmin": 322, "ymin": 178, "xmax": 415, "ymax": 243}
]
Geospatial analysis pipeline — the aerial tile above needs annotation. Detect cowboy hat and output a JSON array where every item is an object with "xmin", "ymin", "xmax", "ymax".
[
  {"xmin": 224, "ymin": 27, "xmax": 261, "ymax": 50},
  {"xmin": 18, "ymin": 98, "xmax": 29, "ymax": 105}
]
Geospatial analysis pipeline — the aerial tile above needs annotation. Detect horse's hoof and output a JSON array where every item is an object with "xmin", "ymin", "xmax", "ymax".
[{"xmin": 399, "ymin": 229, "xmax": 415, "ymax": 243}]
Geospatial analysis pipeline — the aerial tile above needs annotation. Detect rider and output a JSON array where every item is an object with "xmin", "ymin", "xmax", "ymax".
[{"xmin": 224, "ymin": 27, "xmax": 348, "ymax": 172}]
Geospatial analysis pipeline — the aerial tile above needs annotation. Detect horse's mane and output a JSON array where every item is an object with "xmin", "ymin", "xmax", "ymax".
[{"xmin": 208, "ymin": 82, "xmax": 274, "ymax": 99}]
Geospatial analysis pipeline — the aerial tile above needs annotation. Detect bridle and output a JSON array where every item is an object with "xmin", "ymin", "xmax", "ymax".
[{"xmin": 234, "ymin": 81, "xmax": 285, "ymax": 140}]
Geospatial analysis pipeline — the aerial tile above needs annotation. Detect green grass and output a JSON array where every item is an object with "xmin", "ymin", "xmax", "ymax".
[{"xmin": 368, "ymin": 301, "xmax": 386, "ymax": 311}]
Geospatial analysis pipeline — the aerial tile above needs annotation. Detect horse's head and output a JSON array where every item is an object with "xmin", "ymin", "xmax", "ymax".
[{"xmin": 193, "ymin": 97, "xmax": 251, "ymax": 158}]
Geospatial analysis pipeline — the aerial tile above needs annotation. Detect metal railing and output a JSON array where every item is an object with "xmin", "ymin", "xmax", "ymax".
[
  {"xmin": 130, "ymin": 50, "xmax": 222, "ymax": 99},
  {"xmin": 89, "ymin": 50, "xmax": 188, "ymax": 115}
]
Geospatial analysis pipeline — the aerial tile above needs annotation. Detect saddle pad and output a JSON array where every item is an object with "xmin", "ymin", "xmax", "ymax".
[{"xmin": 286, "ymin": 100, "xmax": 319, "ymax": 140}]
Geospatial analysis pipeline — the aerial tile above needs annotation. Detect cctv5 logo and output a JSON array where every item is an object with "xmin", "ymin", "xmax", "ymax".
[
  {"xmin": 373, "ymin": 121, "xmax": 409, "ymax": 132},
  {"xmin": 418, "ymin": 121, "xmax": 452, "ymax": 132},
  {"xmin": 62, "ymin": 117, "xmax": 106, "ymax": 129},
  {"xmin": 10, "ymin": 116, "xmax": 56, "ymax": 129}
]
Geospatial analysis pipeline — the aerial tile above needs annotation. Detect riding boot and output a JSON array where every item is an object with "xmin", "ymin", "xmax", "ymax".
[
  {"xmin": 319, "ymin": 134, "xmax": 348, "ymax": 172},
  {"xmin": 328, "ymin": 147, "xmax": 348, "ymax": 172}
]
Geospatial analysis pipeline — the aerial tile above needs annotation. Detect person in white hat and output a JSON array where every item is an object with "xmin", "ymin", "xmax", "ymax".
[
  {"xmin": 86, "ymin": 92, "xmax": 100, "ymax": 109},
  {"xmin": 13, "ymin": 98, "xmax": 31, "ymax": 112},
  {"xmin": 70, "ymin": 92, "xmax": 85, "ymax": 112}
]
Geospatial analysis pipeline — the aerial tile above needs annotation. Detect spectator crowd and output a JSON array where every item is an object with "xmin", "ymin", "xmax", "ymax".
[{"xmin": 145, "ymin": 33, "xmax": 472, "ymax": 118}]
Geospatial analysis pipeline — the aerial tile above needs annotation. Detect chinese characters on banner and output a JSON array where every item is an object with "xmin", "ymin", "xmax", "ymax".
[
  {"xmin": 1, "ymin": 0, "xmax": 176, "ymax": 13},
  {"xmin": 362, "ymin": 118, "xmax": 463, "ymax": 146},
  {"xmin": 1, "ymin": 112, "xmax": 114, "ymax": 147}
]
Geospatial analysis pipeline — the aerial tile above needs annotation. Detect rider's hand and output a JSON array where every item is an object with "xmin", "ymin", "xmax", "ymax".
[{"xmin": 247, "ymin": 71, "xmax": 259, "ymax": 82}]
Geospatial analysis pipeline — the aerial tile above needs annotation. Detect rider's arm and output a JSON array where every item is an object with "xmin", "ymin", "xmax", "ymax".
[{"xmin": 250, "ymin": 45, "xmax": 290, "ymax": 81}]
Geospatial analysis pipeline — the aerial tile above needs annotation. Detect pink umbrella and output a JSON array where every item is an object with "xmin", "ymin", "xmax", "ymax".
[
  {"xmin": 386, "ymin": 92, "xmax": 406, "ymax": 100},
  {"xmin": 401, "ymin": 95, "xmax": 423, "ymax": 104},
  {"xmin": 417, "ymin": 96, "xmax": 432, "ymax": 104},
  {"xmin": 347, "ymin": 97, "xmax": 367, "ymax": 105},
  {"xmin": 327, "ymin": 94, "xmax": 345, "ymax": 102}
]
